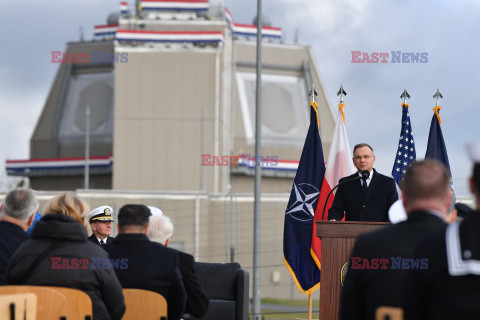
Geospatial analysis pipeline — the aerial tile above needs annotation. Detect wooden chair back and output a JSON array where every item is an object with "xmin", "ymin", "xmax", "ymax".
[
  {"xmin": 375, "ymin": 306, "xmax": 404, "ymax": 320},
  {"xmin": 0, "ymin": 293, "xmax": 37, "ymax": 320},
  {"xmin": 122, "ymin": 288, "xmax": 167, "ymax": 320},
  {"xmin": 0, "ymin": 286, "xmax": 67, "ymax": 320},
  {"xmin": 50, "ymin": 287, "xmax": 93, "ymax": 320}
]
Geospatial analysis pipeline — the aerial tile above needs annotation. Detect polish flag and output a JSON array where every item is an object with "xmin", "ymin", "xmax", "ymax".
[{"xmin": 311, "ymin": 103, "xmax": 356, "ymax": 269}]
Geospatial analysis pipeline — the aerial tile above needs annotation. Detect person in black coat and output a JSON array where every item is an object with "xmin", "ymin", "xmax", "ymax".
[
  {"xmin": 148, "ymin": 213, "xmax": 209, "ymax": 318},
  {"xmin": 105, "ymin": 204, "xmax": 186, "ymax": 320},
  {"xmin": 2, "ymin": 193, "xmax": 125, "ymax": 320},
  {"xmin": 404, "ymin": 144, "xmax": 480, "ymax": 320},
  {"xmin": 87, "ymin": 206, "xmax": 115, "ymax": 246},
  {"xmin": 0, "ymin": 188, "xmax": 38, "ymax": 279},
  {"xmin": 341, "ymin": 160, "xmax": 453, "ymax": 320},
  {"xmin": 329, "ymin": 143, "xmax": 398, "ymax": 222}
]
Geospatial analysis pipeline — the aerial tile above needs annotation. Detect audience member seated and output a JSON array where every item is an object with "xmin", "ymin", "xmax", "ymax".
[
  {"xmin": 26, "ymin": 212, "xmax": 42, "ymax": 234},
  {"xmin": 2, "ymin": 193, "xmax": 125, "ymax": 320},
  {"xmin": 87, "ymin": 206, "xmax": 115, "ymax": 247},
  {"xmin": 105, "ymin": 204, "xmax": 186, "ymax": 320},
  {"xmin": 148, "ymin": 213, "xmax": 209, "ymax": 318},
  {"xmin": 0, "ymin": 188, "xmax": 37, "ymax": 279}
]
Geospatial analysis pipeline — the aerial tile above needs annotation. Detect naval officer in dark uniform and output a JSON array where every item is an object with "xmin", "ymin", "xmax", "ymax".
[{"xmin": 87, "ymin": 206, "xmax": 115, "ymax": 247}]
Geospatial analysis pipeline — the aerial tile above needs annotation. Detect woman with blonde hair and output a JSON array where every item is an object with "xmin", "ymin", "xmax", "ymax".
[{"xmin": 3, "ymin": 193, "xmax": 125, "ymax": 320}]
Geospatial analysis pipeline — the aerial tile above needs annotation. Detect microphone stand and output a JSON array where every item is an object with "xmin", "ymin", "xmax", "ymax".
[{"xmin": 321, "ymin": 171, "xmax": 370, "ymax": 221}]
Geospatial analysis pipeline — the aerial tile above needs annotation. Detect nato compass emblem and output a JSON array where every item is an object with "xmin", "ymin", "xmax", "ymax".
[{"xmin": 285, "ymin": 183, "xmax": 320, "ymax": 221}]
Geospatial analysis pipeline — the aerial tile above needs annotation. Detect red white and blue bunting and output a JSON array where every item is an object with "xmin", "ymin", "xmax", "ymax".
[
  {"xmin": 94, "ymin": 24, "xmax": 118, "ymax": 37},
  {"xmin": 140, "ymin": 0, "xmax": 209, "ymax": 12},
  {"xmin": 116, "ymin": 30, "xmax": 224, "ymax": 43},
  {"xmin": 224, "ymin": 8, "xmax": 282, "ymax": 40},
  {"xmin": 6, "ymin": 155, "xmax": 113, "ymax": 175},
  {"xmin": 120, "ymin": 1, "xmax": 128, "ymax": 14}
]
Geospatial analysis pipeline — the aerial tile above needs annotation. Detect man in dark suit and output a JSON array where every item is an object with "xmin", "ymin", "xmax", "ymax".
[
  {"xmin": 148, "ymin": 213, "xmax": 209, "ymax": 318},
  {"xmin": 404, "ymin": 143, "xmax": 480, "ymax": 320},
  {"xmin": 341, "ymin": 159, "xmax": 452, "ymax": 320},
  {"xmin": 328, "ymin": 143, "xmax": 398, "ymax": 222},
  {"xmin": 105, "ymin": 204, "xmax": 186, "ymax": 320},
  {"xmin": 87, "ymin": 206, "xmax": 115, "ymax": 247},
  {"xmin": 0, "ymin": 188, "xmax": 37, "ymax": 279}
]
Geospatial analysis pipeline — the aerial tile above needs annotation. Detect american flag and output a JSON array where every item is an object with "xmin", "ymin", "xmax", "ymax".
[{"xmin": 392, "ymin": 103, "xmax": 416, "ymax": 185}]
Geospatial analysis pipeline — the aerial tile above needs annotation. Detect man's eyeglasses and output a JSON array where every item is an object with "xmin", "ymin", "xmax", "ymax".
[{"xmin": 354, "ymin": 155, "xmax": 373, "ymax": 161}]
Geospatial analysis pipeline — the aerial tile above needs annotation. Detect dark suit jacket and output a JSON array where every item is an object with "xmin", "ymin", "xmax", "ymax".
[
  {"xmin": 341, "ymin": 211, "xmax": 446, "ymax": 320},
  {"xmin": 176, "ymin": 250, "xmax": 209, "ymax": 318},
  {"xmin": 87, "ymin": 234, "xmax": 114, "ymax": 246},
  {"xmin": 328, "ymin": 169, "xmax": 398, "ymax": 221},
  {"xmin": 105, "ymin": 234, "xmax": 186, "ymax": 320},
  {"xmin": 0, "ymin": 221, "xmax": 29, "ymax": 279},
  {"xmin": 404, "ymin": 213, "xmax": 480, "ymax": 320}
]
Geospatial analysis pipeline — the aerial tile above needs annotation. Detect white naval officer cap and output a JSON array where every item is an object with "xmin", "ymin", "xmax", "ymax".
[
  {"xmin": 88, "ymin": 206, "xmax": 114, "ymax": 224},
  {"xmin": 147, "ymin": 206, "xmax": 163, "ymax": 216}
]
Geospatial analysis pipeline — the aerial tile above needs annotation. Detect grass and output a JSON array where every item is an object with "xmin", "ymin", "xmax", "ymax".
[
  {"xmin": 248, "ymin": 298, "xmax": 318, "ymax": 319},
  {"xmin": 260, "ymin": 311, "xmax": 310, "ymax": 319},
  {"xmin": 261, "ymin": 297, "xmax": 310, "ymax": 307}
]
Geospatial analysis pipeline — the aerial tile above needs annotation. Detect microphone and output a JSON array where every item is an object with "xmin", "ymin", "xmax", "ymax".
[
  {"xmin": 361, "ymin": 170, "xmax": 369, "ymax": 180},
  {"xmin": 321, "ymin": 170, "xmax": 370, "ymax": 221}
]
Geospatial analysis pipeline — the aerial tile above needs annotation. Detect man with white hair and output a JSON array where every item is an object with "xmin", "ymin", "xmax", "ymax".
[
  {"xmin": 148, "ymin": 214, "xmax": 209, "ymax": 318},
  {"xmin": 0, "ymin": 188, "xmax": 38, "ymax": 278}
]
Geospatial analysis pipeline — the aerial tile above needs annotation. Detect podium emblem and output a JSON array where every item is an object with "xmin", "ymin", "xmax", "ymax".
[{"xmin": 340, "ymin": 260, "xmax": 351, "ymax": 287}]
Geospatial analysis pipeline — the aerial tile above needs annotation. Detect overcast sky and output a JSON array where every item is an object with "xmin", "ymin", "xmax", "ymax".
[{"xmin": 1, "ymin": 0, "xmax": 479, "ymax": 195}]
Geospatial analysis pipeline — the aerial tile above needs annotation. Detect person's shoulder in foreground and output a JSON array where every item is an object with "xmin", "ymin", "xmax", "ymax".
[
  {"xmin": 342, "ymin": 159, "xmax": 452, "ymax": 320},
  {"xmin": 404, "ymin": 143, "xmax": 480, "ymax": 320}
]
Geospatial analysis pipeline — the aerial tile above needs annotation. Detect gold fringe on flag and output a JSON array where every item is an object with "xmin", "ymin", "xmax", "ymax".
[
  {"xmin": 433, "ymin": 105, "xmax": 442, "ymax": 126},
  {"xmin": 310, "ymin": 101, "xmax": 320, "ymax": 131},
  {"xmin": 339, "ymin": 102, "xmax": 345, "ymax": 124}
]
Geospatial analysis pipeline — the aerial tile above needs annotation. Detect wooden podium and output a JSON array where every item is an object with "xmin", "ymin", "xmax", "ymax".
[{"xmin": 315, "ymin": 221, "xmax": 389, "ymax": 320}]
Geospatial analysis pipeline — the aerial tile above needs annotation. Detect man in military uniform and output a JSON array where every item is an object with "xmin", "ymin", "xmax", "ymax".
[{"xmin": 87, "ymin": 206, "xmax": 115, "ymax": 247}]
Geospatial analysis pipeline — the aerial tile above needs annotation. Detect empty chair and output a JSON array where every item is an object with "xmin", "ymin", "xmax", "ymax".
[
  {"xmin": 0, "ymin": 285, "xmax": 68, "ymax": 320},
  {"xmin": 194, "ymin": 262, "xmax": 249, "ymax": 320},
  {"xmin": 0, "ymin": 293, "xmax": 37, "ymax": 320},
  {"xmin": 375, "ymin": 306, "xmax": 404, "ymax": 320},
  {"xmin": 122, "ymin": 288, "xmax": 167, "ymax": 320},
  {"xmin": 50, "ymin": 287, "xmax": 93, "ymax": 320}
]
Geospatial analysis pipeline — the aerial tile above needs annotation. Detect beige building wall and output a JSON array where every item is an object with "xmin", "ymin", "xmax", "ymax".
[{"xmin": 113, "ymin": 47, "xmax": 229, "ymax": 192}]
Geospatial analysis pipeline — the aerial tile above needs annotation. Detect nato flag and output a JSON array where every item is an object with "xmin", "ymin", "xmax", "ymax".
[{"xmin": 283, "ymin": 102, "xmax": 324, "ymax": 294}]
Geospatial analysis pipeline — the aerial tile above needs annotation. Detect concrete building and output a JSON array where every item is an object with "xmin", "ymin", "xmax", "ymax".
[{"xmin": 5, "ymin": 0, "xmax": 336, "ymax": 302}]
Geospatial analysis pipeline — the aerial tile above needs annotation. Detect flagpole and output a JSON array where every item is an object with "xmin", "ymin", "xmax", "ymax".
[
  {"xmin": 308, "ymin": 293, "xmax": 313, "ymax": 320},
  {"xmin": 252, "ymin": 0, "xmax": 263, "ymax": 318},
  {"xmin": 307, "ymin": 85, "xmax": 316, "ymax": 320}
]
